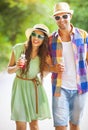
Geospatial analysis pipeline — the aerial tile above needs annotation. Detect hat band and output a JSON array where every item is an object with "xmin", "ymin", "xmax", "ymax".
[{"xmin": 35, "ymin": 28, "xmax": 47, "ymax": 33}]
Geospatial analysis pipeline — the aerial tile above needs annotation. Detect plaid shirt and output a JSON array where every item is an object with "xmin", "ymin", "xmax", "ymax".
[{"xmin": 48, "ymin": 26, "xmax": 88, "ymax": 96}]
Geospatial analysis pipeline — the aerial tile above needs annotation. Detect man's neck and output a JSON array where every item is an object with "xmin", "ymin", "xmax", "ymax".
[
  {"xmin": 59, "ymin": 26, "xmax": 72, "ymax": 42},
  {"xmin": 59, "ymin": 24, "xmax": 72, "ymax": 34}
]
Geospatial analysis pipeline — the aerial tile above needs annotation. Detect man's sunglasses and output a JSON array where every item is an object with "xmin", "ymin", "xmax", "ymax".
[
  {"xmin": 55, "ymin": 14, "xmax": 69, "ymax": 21},
  {"xmin": 31, "ymin": 32, "xmax": 45, "ymax": 40}
]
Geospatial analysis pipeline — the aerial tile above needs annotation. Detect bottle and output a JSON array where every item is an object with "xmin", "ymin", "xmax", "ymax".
[{"xmin": 19, "ymin": 54, "xmax": 26, "ymax": 69}]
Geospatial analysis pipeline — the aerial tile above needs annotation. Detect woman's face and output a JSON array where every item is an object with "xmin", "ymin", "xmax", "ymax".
[{"xmin": 31, "ymin": 30, "xmax": 45, "ymax": 48}]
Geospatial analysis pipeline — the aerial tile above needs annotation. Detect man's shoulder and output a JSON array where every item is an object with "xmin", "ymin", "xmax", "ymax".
[
  {"xmin": 49, "ymin": 31, "xmax": 58, "ymax": 38},
  {"xmin": 75, "ymin": 27, "xmax": 88, "ymax": 36}
]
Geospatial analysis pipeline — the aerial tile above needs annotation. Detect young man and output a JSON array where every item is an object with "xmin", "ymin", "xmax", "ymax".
[{"xmin": 48, "ymin": 2, "xmax": 88, "ymax": 130}]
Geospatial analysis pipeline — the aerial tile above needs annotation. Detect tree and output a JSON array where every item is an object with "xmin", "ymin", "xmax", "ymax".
[{"xmin": 0, "ymin": 0, "xmax": 88, "ymax": 71}]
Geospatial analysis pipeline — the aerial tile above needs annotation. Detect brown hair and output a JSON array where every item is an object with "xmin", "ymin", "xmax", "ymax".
[{"xmin": 21, "ymin": 33, "xmax": 49, "ymax": 80}]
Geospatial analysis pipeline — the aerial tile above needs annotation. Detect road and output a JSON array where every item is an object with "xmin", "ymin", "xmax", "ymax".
[{"xmin": 0, "ymin": 71, "xmax": 88, "ymax": 130}]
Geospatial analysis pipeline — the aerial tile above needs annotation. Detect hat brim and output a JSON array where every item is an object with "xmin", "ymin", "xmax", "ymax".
[
  {"xmin": 25, "ymin": 28, "xmax": 49, "ymax": 40},
  {"xmin": 25, "ymin": 28, "xmax": 34, "ymax": 40},
  {"xmin": 53, "ymin": 10, "xmax": 74, "ymax": 16}
]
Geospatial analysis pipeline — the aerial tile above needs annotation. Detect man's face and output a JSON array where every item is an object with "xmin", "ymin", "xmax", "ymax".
[{"xmin": 54, "ymin": 12, "xmax": 72, "ymax": 30}]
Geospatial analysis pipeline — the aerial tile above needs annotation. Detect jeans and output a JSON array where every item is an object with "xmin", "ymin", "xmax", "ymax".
[{"xmin": 52, "ymin": 88, "xmax": 88, "ymax": 126}]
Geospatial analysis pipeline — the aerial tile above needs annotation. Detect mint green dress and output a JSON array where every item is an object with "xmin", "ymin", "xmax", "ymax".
[{"xmin": 11, "ymin": 43, "xmax": 51, "ymax": 122}]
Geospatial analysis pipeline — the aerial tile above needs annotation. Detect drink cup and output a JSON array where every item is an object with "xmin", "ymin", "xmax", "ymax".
[
  {"xmin": 19, "ymin": 54, "xmax": 26, "ymax": 69},
  {"xmin": 59, "ymin": 57, "xmax": 65, "ymax": 72},
  {"xmin": 59, "ymin": 57, "xmax": 64, "ymax": 66}
]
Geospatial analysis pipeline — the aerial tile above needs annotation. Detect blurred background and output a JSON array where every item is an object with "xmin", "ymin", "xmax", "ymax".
[
  {"xmin": 0, "ymin": 0, "xmax": 88, "ymax": 71},
  {"xmin": 0, "ymin": 0, "xmax": 88, "ymax": 130}
]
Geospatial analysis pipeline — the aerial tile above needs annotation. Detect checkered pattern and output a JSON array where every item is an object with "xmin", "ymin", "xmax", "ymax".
[{"xmin": 48, "ymin": 26, "xmax": 88, "ymax": 96}]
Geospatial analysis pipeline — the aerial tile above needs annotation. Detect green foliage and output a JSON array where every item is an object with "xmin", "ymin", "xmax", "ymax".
[
  {"xmin": 0, "ymin": 42, "xmax": 12, "ymax": 72},
  {"xmin": 71, "ymin": 2, "xmax": 88, "ymax": 31},
  {"xmin": 0, "ymin": 0, "xmax": 88, "ymax": 72}
]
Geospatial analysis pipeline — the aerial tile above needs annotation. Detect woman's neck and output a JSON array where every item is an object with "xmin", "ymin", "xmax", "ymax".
[{"xmin": 31, "ymin": 47, "xmax": 38, "ymax": 59}]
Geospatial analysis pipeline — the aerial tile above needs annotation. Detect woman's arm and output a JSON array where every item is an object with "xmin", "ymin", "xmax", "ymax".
[
  {"xmin": 44, "ymin": 55, "xmax": 64, "ymax": 73},
  {"xmin": 7, "ymin": 51, "xmax": 19, "ymax": 74}
]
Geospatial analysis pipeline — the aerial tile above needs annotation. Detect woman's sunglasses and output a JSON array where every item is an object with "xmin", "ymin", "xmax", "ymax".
[
  {"xmin": 31, "ymin": 32, "xmax": 45, "ymax": 40},
  {"xmin": 54, "ymin": 14, "xmax": 69, "ymax": 21}
]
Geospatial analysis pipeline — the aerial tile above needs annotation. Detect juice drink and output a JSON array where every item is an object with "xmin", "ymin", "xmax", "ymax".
[{"xmin": 19, "ymin": 54, "xmax": 26, "ymax": 69}]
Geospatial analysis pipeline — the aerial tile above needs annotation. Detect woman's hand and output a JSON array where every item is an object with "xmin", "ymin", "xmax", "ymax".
[
  {"xmin": 50, "ymin": 64, "xmax": 64, "ymax": 73},
  {"xmin": 17, "ymin": 56, "xmax": 27, "ymax": 69}
]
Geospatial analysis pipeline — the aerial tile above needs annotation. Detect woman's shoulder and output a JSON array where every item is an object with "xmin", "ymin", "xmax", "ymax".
[
  {"xmin": 13, "ymin": 43, "xmax": 25, "ymax": 49},
  {"xmin": 12, "ymin": 42, "xmax": 26, "ymax": 57}
]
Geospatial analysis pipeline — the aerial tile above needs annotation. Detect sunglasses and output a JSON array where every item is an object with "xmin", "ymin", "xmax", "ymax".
[
  {"xmin": 55, "ymin": 14, "xmax": 69, "ymax": 21},
  {"xmin": 31, "ymin": 32, "xmax": 45, "ymax": 40}
]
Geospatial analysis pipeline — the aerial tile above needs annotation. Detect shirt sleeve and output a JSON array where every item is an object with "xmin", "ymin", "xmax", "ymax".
[{"xmin": 85, "ymin": 33, "xmax": 88, "ymax": 65}]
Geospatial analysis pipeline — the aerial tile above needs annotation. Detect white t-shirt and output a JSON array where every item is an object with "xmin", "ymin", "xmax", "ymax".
[{"xmin": 62, "ymin": 41, "xmax": 77, "ymax": 90}]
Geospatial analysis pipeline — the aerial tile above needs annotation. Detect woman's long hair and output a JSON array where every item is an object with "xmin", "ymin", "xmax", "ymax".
[{"xmin": 21, "ymin": 33, "xmax": 49, "ymax": 80}]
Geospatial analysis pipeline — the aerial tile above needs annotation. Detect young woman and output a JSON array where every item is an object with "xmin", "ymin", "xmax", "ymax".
[{"xmin": 7, "ymin": 24, "xmax": 51, "ymax": 130}]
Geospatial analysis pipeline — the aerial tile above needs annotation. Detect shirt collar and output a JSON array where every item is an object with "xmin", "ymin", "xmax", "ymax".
[
  {"xmin": 56, "ymin": 24, "xmax": 75, "ymax": 36},
  {"xmin": 71, "ymin": 24, "xmax": 75, "ymax": 34}
]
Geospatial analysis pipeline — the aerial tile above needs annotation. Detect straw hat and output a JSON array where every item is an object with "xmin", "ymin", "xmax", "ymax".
[
  {"xmin": 53, "ymin": 2, "xmax": 74, "ymax": 16},
  {"xmin": 25, "ymin": 24, "xmax": 49, "ymax": 39}
]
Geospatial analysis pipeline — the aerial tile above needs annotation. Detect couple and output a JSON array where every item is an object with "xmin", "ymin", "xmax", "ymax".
[{"xmin": 8, "ymin": 2, "xmax": 88, "ymax": 130}]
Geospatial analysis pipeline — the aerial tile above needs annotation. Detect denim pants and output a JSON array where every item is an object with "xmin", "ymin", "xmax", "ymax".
[{"xmin": 52, "ymin": 88, "xmax": 88, "ymax": 126}]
